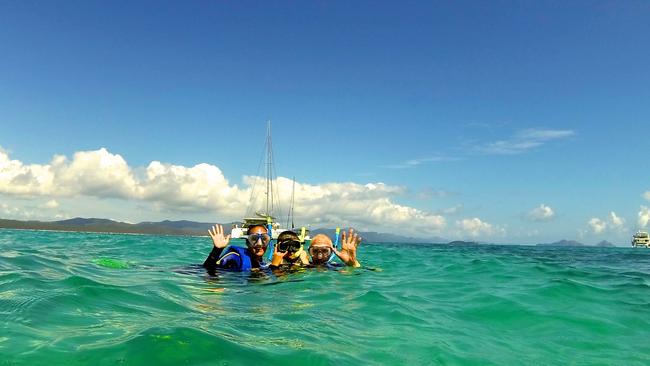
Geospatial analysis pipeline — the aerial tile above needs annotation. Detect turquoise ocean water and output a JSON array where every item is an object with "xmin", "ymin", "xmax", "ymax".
[{"xmin": 1, "ymin": 229, "xmax": 649, "ymax": 365}]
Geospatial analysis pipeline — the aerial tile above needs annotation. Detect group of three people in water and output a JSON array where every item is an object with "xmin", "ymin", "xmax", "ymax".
[{"xmin": 202, "ymin": 224, "xmax": 362, "ymax": 272}]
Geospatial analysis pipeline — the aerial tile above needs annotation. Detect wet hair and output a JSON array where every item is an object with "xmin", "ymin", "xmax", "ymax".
[
  {"xmin": 246, "ymin": 225, "xmax": 268, "ymax": 235},
  {"xmin": 277, "ymin": 230, "xmax": 299, "ymax": 243}
]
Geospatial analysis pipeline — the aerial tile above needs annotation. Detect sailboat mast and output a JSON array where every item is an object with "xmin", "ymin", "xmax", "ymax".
[
  {"xmin": 287, "ymin": 177, "xmax": 295, "ymax": 229},
  {"xmin": 291, "ymin": 177, "xmax": 295, "ymax": 228},
  {"xmin": 266, "ymin": 121, "xmax": 273, "ymax": 216}
]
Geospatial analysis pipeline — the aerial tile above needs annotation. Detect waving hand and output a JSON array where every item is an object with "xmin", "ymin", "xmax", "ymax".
[
  {"xmin": 333, "ymin": 228, "xmax": 362, "ymax": 267},
  {"xmin": 208, "ymin": 224, "xmax": 231, "ymax": 249}
]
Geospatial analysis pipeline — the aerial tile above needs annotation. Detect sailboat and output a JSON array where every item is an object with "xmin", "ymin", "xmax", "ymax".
[{"xmin": 230, "ymin": 122, "xmax": 309, "ymax": 241}]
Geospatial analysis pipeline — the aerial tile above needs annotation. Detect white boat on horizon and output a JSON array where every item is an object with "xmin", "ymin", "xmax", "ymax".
[{"xmin": 631, "ymin": 231, "xmax": 649, "ymax": 248}]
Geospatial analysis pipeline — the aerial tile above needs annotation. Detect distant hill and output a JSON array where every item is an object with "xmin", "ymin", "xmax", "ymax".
[
  {"xmin": 0, "ymin": 217, "xmax": 218, "ymax": 236},
  {"xmin": 57, "ymin": 218, "xmax": 120, "ymax": 226},
  {"xmin": 536, "ymin": 239, "xmax": 621, "ymax": 247},
  {"xmin": 0, "ymin": 217, "xmax": 447, "ymax": 243},
  {"xmin": 536, "ymin": 239, "xmax": 585, "ymax": 247},
  {"xmin": 447, "ymin": 240, "xmax": 480, "ymax": 246},
  {"xmin": 2, "ymin": 217, "xmax": 620, "ymax": 246}
]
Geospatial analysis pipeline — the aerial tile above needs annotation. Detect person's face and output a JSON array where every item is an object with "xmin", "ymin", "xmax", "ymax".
[
  {"xmin": 277, "ymin": 237, "xmax": 301, "ymax": 254},
  {"xmin": 247, "ymin": 227, "xmax": 269, "ymax": 257},
  {"xmin": 309, "ymin": 237, "xmax": 333, "ymax": 264}
]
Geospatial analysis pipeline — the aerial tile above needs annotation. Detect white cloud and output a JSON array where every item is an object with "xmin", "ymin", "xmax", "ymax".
[
  {"xmin": 639, "ymin": 206, "xmax": 650, "ymax": 228},
  {"xmin": 0, "ymin": 147, "xmax": 448, "ymax": 236},
  {"xmin": 140, "ymin": 160, "xmax": 247, "ymax": 213},
  {"xmin": 479, "ymin": 128, "xmax": 575, "ymax": 155},
  {"xmin": 588, "ymin": 211, "xmax": 626, "ymax": 234},
  {"xmin": 588, "ymin": 218, "xmax": 607, "ymax": 234},
  {"xmin": 416, "ymin": 187, "xmax": 457, "ymax": 200},
  {"xmin": 0, "ymin": 203, "xmax": 35, "ymax": 219},
  {"xmin": 526, "ymin": 229, "xmax": 540, "ymax": 237},
  {"xmin": 0, "ymin": 148, "xmax": 246, "ymax": 214},
  {"xmin": 287, "ymin": 179, "xmax": 446, "ymax": 235},
  {"xmin": 384, "ymin": 156, "xmax": 459, "ymax": 169},
  {"xmin": 42, "ymin": 200, "xmax": 59, "ymax": 209},
  {"xmin": 456, "ymin": 217, "xmax": 503, "ymax": 238},
  {"xmin": 518, "ymin": 129, "xmax": 575, "ymax": 140},
  {"xmin": 440, "ymin": 204, "xmax": 463, "ymax": 215},
  {"xmin": 643, "ymin": 191, "xmax": 650, "ymax": 201},
  {"xmin": 527, "ymin": 204, "xmax": 555, "ymax": 222},
  {"xmin": 609, "ymin": 212, "xmax": 625, "ymax": 229},
  {"xmin": 0, "ymin": 148, "xmax": 138, "ymax": 197},
  {"xmin": 1, "ymin": 199, "xmax": 69, "ymax": 221}
]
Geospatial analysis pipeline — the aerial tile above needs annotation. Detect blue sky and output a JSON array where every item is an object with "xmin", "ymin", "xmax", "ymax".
[{"xmin": 1, "ymin": 1, "xmax": 649, "ymax": 244}]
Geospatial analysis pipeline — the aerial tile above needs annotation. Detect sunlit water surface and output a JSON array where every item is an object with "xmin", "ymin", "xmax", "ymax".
[{"xmin": 1, "ymin": 229, "xmax": 649, "ymax": 365}]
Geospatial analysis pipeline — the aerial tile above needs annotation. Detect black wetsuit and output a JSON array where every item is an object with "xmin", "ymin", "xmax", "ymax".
[{"xmin": 202, "ymin": 246, "xmax": 267, "ymax": 273}]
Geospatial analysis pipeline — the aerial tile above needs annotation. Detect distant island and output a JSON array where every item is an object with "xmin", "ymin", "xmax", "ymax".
[
  {"xmin": 447, "ymin": 240, "xmax": 479, "ymax": 246},
  {"xmin": 0, "ymin": 217, "xmax": 622, "ymax": 246},
  {"xmin": 0, "ymin": 217, "xmax": 218, "ymax": 237},
  {"xmin": 536, "ymin": 239, "xmax": 585, "ymax": 247},
  {"xmin": 0, "ymin": 217, "xmax": 446, "ymax": 244},
  {"xmin": 536, "ymin": 239, "xmax": 617, "ymax": 247}
]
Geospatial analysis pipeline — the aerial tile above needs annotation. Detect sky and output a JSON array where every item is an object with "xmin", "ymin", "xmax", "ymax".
[{"xmin": 1, "ymin": 1, "xmax": 649, "ymax": 244}]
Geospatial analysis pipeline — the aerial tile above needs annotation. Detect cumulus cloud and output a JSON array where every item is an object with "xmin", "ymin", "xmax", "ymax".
[
  {"xmin": 526, "ymin": 229, "xmax": 540, "ymax": 237},
  {"xmin": 416, "ymin": 187, "xmax": 457, "ymax": 200},
  {"xmin": 588, "ymin": 211, "xmax": 626, "ymax": 234},
  {"xmin": 609, "ymin": 212, "xmax": 624, "ymax": 229},
  {"xmin": 588, "ymin": 218, "xmax": 607, "ymax": 234},
  {"xmin": 283, "ymin": 179, "xmax": 445, "ymax": 235},
  {"xmin": 140, "ymin": 160, "xmax": 247, "ymax": 213},
  {"xmin": 479, "ymin": 128, "xmax": 575, "ymax": 155},
  {"xmin": 1, "ymin": 203, "xmax": 35, "ymax": 219},
  {"xmin": 518, "ymin": 129, "xmax": 575, "ymax": 140},
  {"xmin": 643, "ymin": 191, "xmax": 650, "ymax": 201},
  {"xmin": 527, "ymin": 204, "xmax": 555, "ymax": 222},
  {"xmin": 0, "ymin": 148, "xmax": 247, "ymax": 213},
  {"xmin": 0, "ymin": 147, "xmax": 448, "ymax": 236},
  {"xmin": 639, "ymin": 206, "xmax": 650, "ymax": 228},
  {"xmin": 440, "ymin": 204, "xmax": 463, "ymax": 215},
  {"xmin": 384, "ymin": 156, "xmax": 459, "ymax": 169},
  {"xmin": 43, "ymin": 200, "xmax": 59, "ymax": 209},
  {"xmin": 455, "ymin": 217, "xmax": 503, "ymax": 238},
  {"xmin": 0, "ymin": 148, "xmax": 138, "ymax": 197}
]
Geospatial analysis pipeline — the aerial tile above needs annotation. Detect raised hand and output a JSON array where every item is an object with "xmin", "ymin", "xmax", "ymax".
[
  {"xmin": 334, "ymin": 228, "xmax": 362, "ymax": 267},
  {"xmin": 271, "ymin": 239, "xmax": 287, "ymax": 266},
  {"xmin": 208, "ymin": 224, "xmax": 230, "ymax": 249}
]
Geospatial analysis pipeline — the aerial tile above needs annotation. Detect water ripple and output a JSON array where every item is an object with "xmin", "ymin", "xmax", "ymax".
[{"xmin": 2, "ymin": 230, "xmax": 650, "ymax": 365}]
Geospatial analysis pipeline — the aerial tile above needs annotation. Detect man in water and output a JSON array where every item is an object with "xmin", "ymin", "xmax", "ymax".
[
  {"xmin": 271, "ymin": 228, "xmax": 362, "ymax": 268},
  {"xmin": 202, "ymin": 224, "xmax": 270, "ymax": 272}
]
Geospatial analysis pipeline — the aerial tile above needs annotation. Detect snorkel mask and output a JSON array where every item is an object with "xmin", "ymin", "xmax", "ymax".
[
  {"xmin": 277, "ymin": 239, "xmax": 301, "ymax": 252},
  {"xmin": 247, "ymin": 232, "xmax": 270, "ymax": 251},
  {"xmin": 308, "ymin": 245, "xmax": 333, "ymax": 264},
  {"xmin": 278, "ymin": 239, "xmax": 303, "ymax": 260}
]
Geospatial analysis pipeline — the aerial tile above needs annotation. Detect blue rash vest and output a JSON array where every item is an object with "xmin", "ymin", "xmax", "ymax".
[{"xmin": 202, "ymin": 245, "xmax": 267, "ymax": 272}]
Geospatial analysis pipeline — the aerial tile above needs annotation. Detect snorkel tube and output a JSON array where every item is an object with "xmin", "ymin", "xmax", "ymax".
[
  {"xmin": 265, "ymin": 217, "xmax": 274, "ymax": 262},
  {"xmin": 300, "ymin": 227, "xmax": 306, "ymax": 243},
  {"xmin": 334, "ymin": 227, "xmax": 341, "ymax": 249},
  {"xmin": 328, "ymin": 227, "xmax": 341, "ymax": 263}
]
